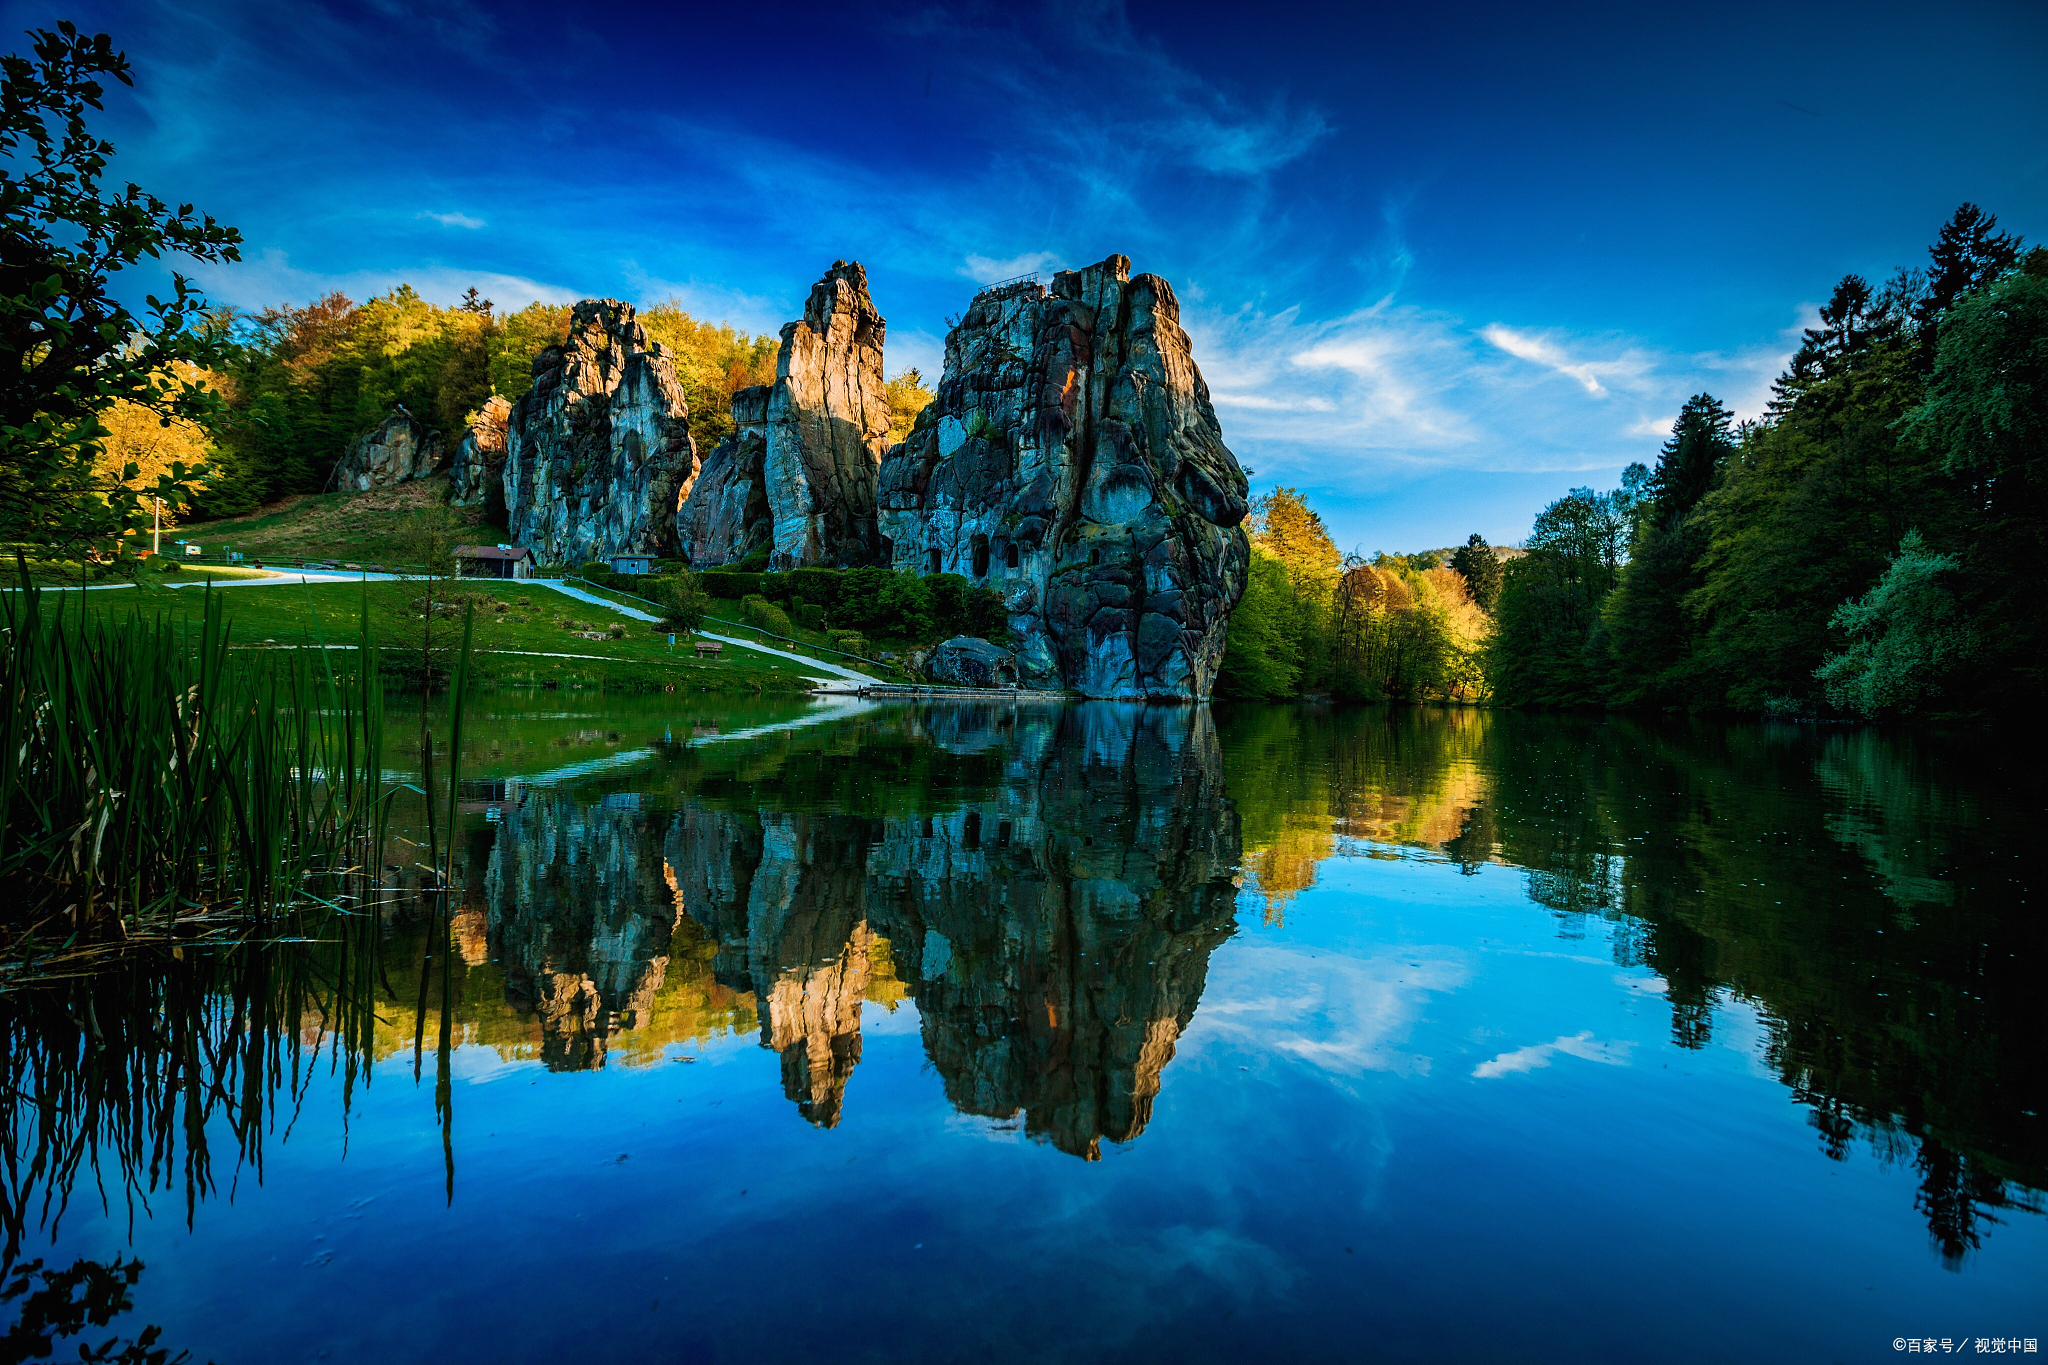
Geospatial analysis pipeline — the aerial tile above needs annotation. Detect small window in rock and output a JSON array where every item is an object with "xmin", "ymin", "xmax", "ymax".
[
  {"xmin": 971, "ymin": 534, "xmax": 990, "ymax": 578},
  {"xmin": 964, "ymin": 811, "xmax": 982, "ymax": 849},
  {"xmin": 928, "ymin": 548, "xmax": 942, "ymax": 574},
  {"xmin": 1088, "ymin": 546, "xmax": 1100, "ymax": 566},
  {"xmin": 997, "ymin": 820, "xmax": 1012, "ymax": 846},
  {"xmin": 1004, "ymin": 543, "xmax": 1020, "ymax": 569},
  {"xmin": 879, "ymin": 536, "xmax": 894, "ymax": 565}
]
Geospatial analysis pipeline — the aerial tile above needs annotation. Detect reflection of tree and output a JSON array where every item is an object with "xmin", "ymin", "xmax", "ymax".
[
  {"xmin": 1483, "ymin": 714, "xmax": 2046, "ymax": 1264},
  {"xmin": 1, "ymin": 1255, "xmax": 192, "ymax": 1364}
]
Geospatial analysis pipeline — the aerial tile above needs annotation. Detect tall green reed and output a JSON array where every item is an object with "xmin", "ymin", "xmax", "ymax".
[{"xmin": 0, "ymin": 567, "xmax": 423, "ymax": 950}]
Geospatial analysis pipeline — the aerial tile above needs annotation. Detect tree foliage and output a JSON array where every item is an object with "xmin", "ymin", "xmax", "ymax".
[
  {"xmin": 1495, "ymin": 204, "xmax": 2040, "ymax": 721},
  {"xmin": 1, "ymin": 23, "xmax": 241, "ymax": 557}
]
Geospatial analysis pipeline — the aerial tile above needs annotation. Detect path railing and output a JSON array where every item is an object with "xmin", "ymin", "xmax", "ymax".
[{"xmin": 555, "ymin": 576, "xmax": 908, "ymax": 678}]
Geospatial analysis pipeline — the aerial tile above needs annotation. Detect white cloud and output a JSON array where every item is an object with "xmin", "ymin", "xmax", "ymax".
[
  {"xmin": 1181, "ymin": 293, "xmax": 1810, "ymax": 490},
  {"xmin": 419, "ymin": 210, "xmax": 486, "ymax": 229},
  {"xmin": 1473, "ymin": 1030, "xmax": 1632, "ymax": 1079},
  {"xmin": 190, "ymin": 247, "xmax": 582, "ymax": 312},
  {"xmin": 960, "ymin": 251, "xmax": 1067, "ymax": 285},
  {"xmin": 1480, "ymin": 324, "xmax": 1653, "ymax": 397},
  {"xmin": 1187, "ymin": 945, "xmax": 1468, "ymax": 1077}
]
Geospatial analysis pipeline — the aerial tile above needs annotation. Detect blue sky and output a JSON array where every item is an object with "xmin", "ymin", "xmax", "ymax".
[{"xmin": 11, "ymin": 0, "xmax": 2046, "ymax": 552}]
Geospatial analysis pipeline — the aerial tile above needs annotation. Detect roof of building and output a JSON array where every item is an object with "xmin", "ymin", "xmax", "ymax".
[{"xmin": 454, "ymin": 544, "xmax": 531, "ymax": 561}]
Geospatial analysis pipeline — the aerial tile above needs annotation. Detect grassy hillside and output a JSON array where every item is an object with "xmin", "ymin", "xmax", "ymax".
[
  {"xmin": 180, "ymin": 477, "xmax": 484, "ymax": 567},
  {"xmin": 62, "ymin": 578, "xmax": 828, "ymax": 693}
]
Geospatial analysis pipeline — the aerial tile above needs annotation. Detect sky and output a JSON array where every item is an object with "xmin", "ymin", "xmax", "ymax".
[{"xmin": 8, "ymin": 0, "xmax": 2046, "ymax": 553}]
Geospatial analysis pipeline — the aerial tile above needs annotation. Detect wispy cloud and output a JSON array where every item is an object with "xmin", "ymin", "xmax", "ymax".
[
  {"xmin": 1480, "ymin": 324, "xmax": 1653, "ymax": 397},
  {"xmin": 191, "ymin": 248, "xmax": 582, "ymax": 312},
  {"xmin": 1189, "ymin": 946, "xmax": 1468, "ymax": 1077},
  {"xmin": 419, "ymin": 210, "xmax": 486, "ymax": 229},
  {"xmin": 1473, "ymin": 1031, "xmax": 1632, "ymax": 1079}
]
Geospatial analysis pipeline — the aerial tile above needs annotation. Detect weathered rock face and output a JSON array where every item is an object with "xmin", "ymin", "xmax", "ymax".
[
  {"xmin": 925, "ymin": 635, "xmax": 1018, "ymax": 688},
  {"xmin": 674, "ymin": 262, "xmax": 890, "ymax": 569},
  {"xmin": 665, "ymin": 701, "xmax": 1241, "ymax": 1154},
  {"xmin": 505, "ymin": 299, "xmax": 695, "ymax": 564},
  {"xmin": 483, "ymin": 792, "xmax": 683, "ymax": 1072},
  {"xmin": 446, "ymin": 395, "xmax": 511, "ymax": 509},
  {"xmin": 666, "ymin": 808, "xmax": 877, "ymax": 1127},
  {"xmin": 877, "ymin": 255, "xmax": 1251, "ymax": 699},
  {"xmin": 673, "ymin": 386, "xmax": 771, "ymax": 567},
  {"xmin": 333, "ymin": 409, "xmax": 443, "ymax": 491}
]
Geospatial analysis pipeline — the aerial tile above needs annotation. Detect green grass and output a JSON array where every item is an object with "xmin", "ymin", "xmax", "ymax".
[
  {"xmin": 71, "ymin": 578, "xmax": 835, "ymax": 693},
  {"xmin": 570, "ymin": 577, "xmax": 918, "ymax": 681},
  {"xmin": 177, "ymin": 475, "xmax": 479, "ymax": 567}
]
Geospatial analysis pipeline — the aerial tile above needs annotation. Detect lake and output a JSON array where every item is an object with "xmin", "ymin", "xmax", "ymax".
[{"xmin": 2, "ymin": 700, "xmax": 2040, "ymax": 1363}]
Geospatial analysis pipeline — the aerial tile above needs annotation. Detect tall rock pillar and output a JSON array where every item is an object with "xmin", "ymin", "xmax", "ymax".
[{"xmin": 504, "ymin": 299, "xmax": 696, "ymax": 564}]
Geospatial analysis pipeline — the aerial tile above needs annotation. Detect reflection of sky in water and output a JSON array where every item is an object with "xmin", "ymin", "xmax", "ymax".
[{"xmin": 11, "ymin": 705, "xmax": 2045, "ymax": 1364}]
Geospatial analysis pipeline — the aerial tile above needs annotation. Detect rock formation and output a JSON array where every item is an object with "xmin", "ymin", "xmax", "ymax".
[
  {"xmin": 925, "ymin": 636, "xmax": 1018, "ymax": 688},
  {"xmin": 504, "ymin": 299, "xmax": 695, "ymax": 565},
  {"xmin": 675, "ymin": 262, "xmax": 891, "ymax": 569},
  {"xmin": 877, "ymin": 255, "xmax": 1251, "ymax": 699},
  {"xmin": 333, "ymin": 409, "xmax": 443, "ymax": 491},
  {"xmin": 446, "ymin": 395, "xmax": 511, "ymax": 509},
  {"xmin": 673, "ymin": 386, "xmax": 772, "ymax": 566}
]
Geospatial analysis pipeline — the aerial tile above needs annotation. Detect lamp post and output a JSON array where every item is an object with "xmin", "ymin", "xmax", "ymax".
[{"xmin": 152, "ymin": 498, "xmax": 161, "ymax": 557}]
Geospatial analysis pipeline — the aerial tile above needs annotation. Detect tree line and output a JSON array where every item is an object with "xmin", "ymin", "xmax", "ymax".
[{"xmin": 1490, "ymin": 204, "xmax": 2041, "ymax": 721}]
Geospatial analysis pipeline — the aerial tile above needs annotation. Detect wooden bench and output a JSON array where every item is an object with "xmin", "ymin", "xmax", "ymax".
[{"xmin": 693, "ymin": 641, "xmax": 724, "ymax": 659}]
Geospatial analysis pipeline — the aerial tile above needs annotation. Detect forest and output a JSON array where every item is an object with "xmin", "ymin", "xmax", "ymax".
[{"xmin": 1221, "ymin": 204, "xmax": 2045, "ymax": 722}]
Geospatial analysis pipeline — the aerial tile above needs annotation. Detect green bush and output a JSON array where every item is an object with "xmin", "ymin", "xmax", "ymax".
[
  {"xmin": 700, "ymin": 571, "xmax": 763, "ymax": 599},
  {"xmin": 577, "ymin": 561, "xmax": 609, "ymax": 580},
  {"xmin": 736, "ymin": 545, "xmax": 772, "ymax": 572},
  {"xmin": 797, "ymin": 603, "xmax": 826, "ymax": 631},
  {"xmin": 739, "ymin": 594, "xmax": 793, "ymax": 636}
]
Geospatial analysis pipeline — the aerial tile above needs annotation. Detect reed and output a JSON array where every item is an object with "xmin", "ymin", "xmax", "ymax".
[{"xmin": 0, "ymin": 566, "xmax": 433, "ymax": 960}]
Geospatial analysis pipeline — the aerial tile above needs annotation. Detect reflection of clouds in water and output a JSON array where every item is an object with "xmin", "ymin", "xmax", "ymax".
[
  {"xmin": 1473, "ymin": 1031, "xmax": 1632, "ymax": 1079},
  {"xmin": 1191, "ymin": 945, "xmax": 1468, "ymax": 1076}
]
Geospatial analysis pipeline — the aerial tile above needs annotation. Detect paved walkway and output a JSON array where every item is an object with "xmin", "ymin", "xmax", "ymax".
[{"xmin": 534, "ymin": 581, "xmax": 881, "ymax": 684}]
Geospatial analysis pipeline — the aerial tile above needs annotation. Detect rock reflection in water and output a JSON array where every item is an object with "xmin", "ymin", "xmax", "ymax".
[{"xmin": 480, "ymin": 702, "xmax": 1242, "ymax": 1155}]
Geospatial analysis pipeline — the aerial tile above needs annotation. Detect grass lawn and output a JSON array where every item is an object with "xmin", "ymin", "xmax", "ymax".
[
  {"xmin": 174, "ymin": 476, "xmax": 486, "ymax": 567},
  {"xmin": 66, "ymin": 577, "xmax": 837, "ymax": 693},
  {"xmin": 567, "ymin": 577, "xmax": 918, "ymax": 683}
]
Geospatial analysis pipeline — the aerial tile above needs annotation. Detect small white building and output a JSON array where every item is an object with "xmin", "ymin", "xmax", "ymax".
[{"xmin": 609, "ymin": 553, "xmax": 656, "ymax": 575}]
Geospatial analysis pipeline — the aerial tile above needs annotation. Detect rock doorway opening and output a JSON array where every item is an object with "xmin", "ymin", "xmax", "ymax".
[{"xmin": 972, "ymin": 534, "xmax": 990, "ymax": 578}]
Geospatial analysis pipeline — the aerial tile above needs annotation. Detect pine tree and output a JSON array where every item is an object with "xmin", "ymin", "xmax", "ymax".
[{"xmin": 1449, "ymin": 533, "xmax": 1502, "ymax": 612}]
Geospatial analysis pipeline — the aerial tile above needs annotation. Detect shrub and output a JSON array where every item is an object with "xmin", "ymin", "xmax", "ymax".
[
  {"xmin": 797, "ymin": 603, "xmax": 826, "ymax": 631},
  {"xmin": 656, "ymin": 569, "xmax": 710, "ymax": 632},
  {"xmin": 700, "ymin": 571, "xmax": 763, "ymax": 599},
  {"xmin": 607, "ymin": 623, "xmax": 626, "ymax": 639},
  {"xmin": 739, "ymin": 594, "xmax": 793, "ymax": 636}
]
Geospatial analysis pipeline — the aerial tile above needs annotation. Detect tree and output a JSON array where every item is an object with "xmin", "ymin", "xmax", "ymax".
[
  {"xmin": 1916, "ymin": 202, "xmax": 2021, "ymax": 367},
  {"xmin": 1602, "ymin": 396, "xmax": 1732, "ymax": 708},
  {"xmin": 886, "ymin": 368, "xmax": 935, "ymax": 444},
  {"xmin": 1, "ymin": 23, "xmax": 242, "ymax": 557},
  {"xmin": 1813, "ymin": 530, "xmax": 1976, "ymax": 717},
  {"xmin": 1215, "ymin": 545, "xmax": 1300, "ymax": 699},
  {"xmin": 1449, "ymin": 533, "xmax": 1502, "ymax": 611},
  {"xmin": 656, "ymin": 569, "xmax": 710, "ymax": 633}
]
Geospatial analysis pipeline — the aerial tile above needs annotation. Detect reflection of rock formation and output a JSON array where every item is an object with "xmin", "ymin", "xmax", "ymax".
[
  {"xmin": 867, "ymin": 704, "xmax": 1240, "ymax": 1156},
  {"xmin": 484, "ymin": 792, "xmax": 682, "ymax": 1070},
  {"xmin": 876, "ymin": 257, "xmax": 1251, "ymax": 698},
  {"xmin": 669, "ymin": 702, "xmax": 1241, "ymax": 1154},
  {"xmin": 668, "ymin": 810, "xmax": 877, "ymax": 1126}
]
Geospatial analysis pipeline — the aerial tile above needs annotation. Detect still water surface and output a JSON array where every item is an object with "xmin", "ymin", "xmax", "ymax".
[{"xmin": 2, "ymin": 700, "xmax": 2041, "ymax": 1363}]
